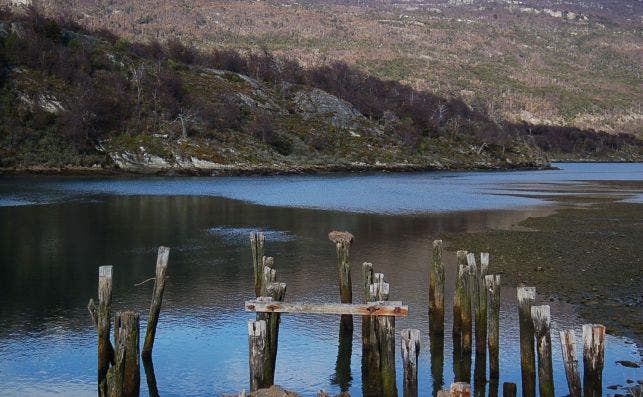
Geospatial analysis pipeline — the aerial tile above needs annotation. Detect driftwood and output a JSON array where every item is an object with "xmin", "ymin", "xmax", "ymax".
[{"xmin": 142, "ymin": 246, "xmax": 170, "ymax": 359}]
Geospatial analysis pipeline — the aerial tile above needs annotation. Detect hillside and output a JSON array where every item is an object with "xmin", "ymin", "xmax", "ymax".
[
  {"xmin": 0, "ymin": 8, "xmax": 639, "ymax": 174},
  {"xmin": 31, "ymin": 0, "xmax": 642, "ymax": 141}
]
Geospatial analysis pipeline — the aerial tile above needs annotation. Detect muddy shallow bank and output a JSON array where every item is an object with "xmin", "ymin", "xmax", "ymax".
[{"xmin": 445, "ymin": 181, "xmax": 643, "ymax": 346}]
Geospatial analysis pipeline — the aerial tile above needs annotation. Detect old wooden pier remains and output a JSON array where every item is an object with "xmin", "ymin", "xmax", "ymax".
[{"xmin": 87, "ymin": 232, "xmax": 608, "ymax": 396}]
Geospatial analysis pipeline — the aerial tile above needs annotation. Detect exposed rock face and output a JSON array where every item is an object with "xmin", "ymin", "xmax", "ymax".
[{"xmin": 292, "ymin": 88, "xmax": 368, "ymax": 132}]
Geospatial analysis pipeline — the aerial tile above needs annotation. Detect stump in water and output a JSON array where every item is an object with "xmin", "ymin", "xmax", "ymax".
[
  {"xmin": 370, "ymin": 274, "xmax": 397, "ymax": 397},
  {"xmin": 582, "ymin": 324, "xmax": 605, "ymax": 397},
  {"xmin": 329, "ymin": 231, "xmax": 354, "ymax": 332},
  {"xmin": 485, "ymin": 274, "xmax": 501, "ymax": 379},
  {"xmin": 248, "ymin": 320, "xmax": 268, "ymax": 392},
  {"xmin": 400, "ymin": 329, "xmax": 420, "ymax": 397},
  {"xmin": 559, "ymin": 329, "xmax": 582, "ymax": 397},
  {"xmin": 429, "ymin": 240, "xmax": 445, "ymax": 335},
  {"xmin": 142, "ymin": 246, "xmax": 170, "ymax": 359},
  {"xmin": 110, "ymin": 311, "xmax": 140, "ymax": 397},
  {"xmin": 531, "ymin": 305, "xmax": 554, "ymax": 397},
  {"xmin": 258, "ymin": 283, "xmax": 287, "ymax": 386},
  {"xmin": 517, "ymin": 286, "xmax": 536, "ymax": 397},
  {"xmin": 250, "ymin": 232, "xmax": 266, "ymax": 297},
  {"xmin": 97, "ymin": 265, "xmax": 113, "ymax": 396}
]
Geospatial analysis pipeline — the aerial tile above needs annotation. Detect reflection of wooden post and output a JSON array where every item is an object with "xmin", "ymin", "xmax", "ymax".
[
  {"xmin": 110, "ymin": 311, "xmax": 140, "ymax": 397},
  {"xmin": 531, "ymin": 305, "xmax": 554, "ymax": 397},
  {"xmin": 582, "ymin": 324, "xmax": 605, "ymax": 397},
  {"xmin": 97, "ymin": 265, "xmax": 113, "ymax": 395},
  {"xmin": 517, "ymin": 286, "xmax": 536, "ymax": 397},
  {"xmin": 250, "ymin": 232, "xmax": 265, "ymax": 297},
  {"xmin": 502, "ymin": 383, "xmax": 517, "ymax": 397},
  {"xmin": 248, "ymin": 320, "xmax": 268, "ymax": 392},
  {"xmin": 401, "ymin": 329, "xmax": 420, "ymax": 397},
  {"xmin": 559, "ymin": 329, "xmax": 582, "ymax": 397},
  {"xmin": 329, "ymin": 231, "xmax": 354, "ymax": 332},
  {"xmin": 430, "ymin": 332, "xmax": 445, "ymax": 397},
  {"xmin": 142, "ymin": 356, "xmax": 160, "ymax": 397},
  {"xmin": 485, "ymin": 274, "xmax": 501, "ymax": 379},
  {"xmin": 453, "ymin": 250, "xmax": 467, "ymax": 338},
  {"xmin": 460, "ymin": 262, "xmax": 472, "ymax": 355},
  {"xmin": 142, "ymin": 246, "xmax": 170, "ymax": 359},
  {"xmin": 429, "ymin": 240, "xmax": 445, "ymax": 334}
]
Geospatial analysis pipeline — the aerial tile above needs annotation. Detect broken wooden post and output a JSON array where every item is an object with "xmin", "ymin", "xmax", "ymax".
[
  {"xmin": 429, "ymin": 240, "xmax": 445, "ymax": 334},
  {"xmin": 260, "ymin": 283, "xmax": 286, "ymax": 386},
  {"xmin": 97, "ymin": 265, "xmax": 113, "ymax": 395},
  {"xmin": 370, "ymin": 275, "xmax": 397, "ymax": 397},
  {"xmin": 582, "ymin": 324, "xmax": 605, "ymax": 397},
  {"xmin": 248, "ymin": 319, "xmax": 268, "ymax": 392},
  {"xmin": 329, "ymin": 231, "xmax": 354, "ymax": 332},
  {"xmin": 531, "ymin": 305, "xmax": 554, "ymax": 397},
  {"xmin": 453, "ymin": 250, "xmax": 467, "ymax": 338},
  {"xmin": 473, "ymin": 253, "xmax": 488, "ymax": 356},
  {"xmin": 450, "ymin": 382, "xmax": 471, "ymax": 397},
  {"xmin": 142, "ymin": 246, "xmax": 170, "ymax": 359},
  {"xmin": 485, "ymin": 274, "xmax": 501, "ymax": 379},
  {"xmin": 517, "ymin": 286, "xmax": 536, "ymax": 397},
  {"xmin": 559, "ymin": 329, "xmax": 582, "ymax": 397},
  {"xmin": 110, "ymin": 311, "xmax": 140, "ymax": 397},
  {"xmin": 401, "ymin": 329, "xmax": 420, "ymax": 397},
  {"xmin": 260, "ymin": 262, "xmax": 276, "ymax": 296},
  {"xmin": 250, "ymin": 232, "xmax": 265, "ymax": 297},
  {"xmin": 361, "ymin": 262, "xmax": 381, "ymax": 397},
  {"xmin": 502, "ymin": 382, "xmax": 517, "ymax": 397}
]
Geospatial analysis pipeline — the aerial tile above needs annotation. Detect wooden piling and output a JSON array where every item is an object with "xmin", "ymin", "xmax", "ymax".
[
  {"xmin": 401, "ymin": 329, "xmax": 420, "ymax": 397},
  {"xmin": 559, "ymin": 329, "xmax": 582, "ymax": 397},
  {"xmin": 261, "ymin": 283, "xmax": 286, "ymax": 386},
  {"xmin": 450, "ymin": 382, "xmax": 472, "ymax": 397},
  {"xmin": 370, "ymin": 275, "xmax": 397, "ymax": 397},
  {"xmin": 485, "ymin": 274, "xmax": 501, "ymax": 379},
  {"xmin": 582, "ymin": 324, "xmax": 605, "ymax": 397},
  {"xmin": 502, "ymin": 382, "xmax": 517, "ymax": 397},
  {"xmin": 329, "ymin": 231, "xmax": 354, "ymax": 332},
  {"xmin": 517, "ymin": 286, "xmax": 536, "ymax": 397},
  {"xmin": 250, "ymin": 232, "xmax": 265, "ymax": 297},
  {"xmin": 110, "ymin": 311, "xmax": 140, "ymax": 397},
  {"xmin": 531, "ymin": 305, "xmax": 554, "ymax": 397},
  {"xmin": 142, "ymin": 246, "xmax": 170, "ymax": 359},
  {"xmin": 248, "ymin": 319, "xmax": 268, "ymax": 392},
  {"xmin": 473, "ymin": 253, "xmax": 488, "ymax": 356},
  {"xmin": 97, "ymin": 265, "xmax": 113, "ymax": 395},
  {"xmin": 361, "ymin": 262, "xmax": 382, "ymax": 397},
  {"xmin": 429, "ymin": 240, "xmax": 445, "ymax": 334},
  {"xmin": 453, "ymin": 250, "xmax": 467, "ymax": 338}
]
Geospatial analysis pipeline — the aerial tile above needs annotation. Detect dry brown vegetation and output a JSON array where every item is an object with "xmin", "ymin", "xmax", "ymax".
[{"xmin": 32, "ymin": 0, "xmax": 642, "ymax": 137}]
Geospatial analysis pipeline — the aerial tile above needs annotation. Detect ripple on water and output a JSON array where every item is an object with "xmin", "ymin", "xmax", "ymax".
[{"xmin": 207, "ymin": 226, "xmax": 297, "ymax": 244}]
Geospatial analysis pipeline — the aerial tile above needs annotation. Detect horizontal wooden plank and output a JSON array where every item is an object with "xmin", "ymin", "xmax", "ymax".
[{"xmin": 245, "ymin": 300, "xmax": 408, "ymax": 317}]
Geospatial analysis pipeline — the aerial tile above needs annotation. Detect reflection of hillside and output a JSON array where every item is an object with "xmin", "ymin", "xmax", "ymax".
[{"xmin": 0, "ymin": 194, "xmax": 553, "ymax": 335}]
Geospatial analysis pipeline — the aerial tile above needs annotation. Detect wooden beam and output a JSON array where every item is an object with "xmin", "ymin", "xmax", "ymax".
[{"xmin": 245, "ymin": 300, "xmax": 408, "ymax": 317}]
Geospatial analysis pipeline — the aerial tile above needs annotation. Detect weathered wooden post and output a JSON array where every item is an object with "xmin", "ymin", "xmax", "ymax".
[
  {"xmin": 142, "ymin": 246, "xmax": 170, "ymax": 359},
  {"xmin": 582, "ymin": 324, "xmax": 605, "ymax": 397},
  {"xmin": 472, "ymin": 253, "xmax": 488, "ymax": 356},
  {"xmin": 262, "ymin": 283, "xmax": 287, "ymax": 385},
  {"xmin": 97, "ymin": 265, "xmax": 113, "ymax": 395},
  {"xmin": 531, "ymin": 305, "xmax": 554, "ymax": 397},
  {"xmin": 453, "ymin": 250, "xmax": 467, "ymax": 338},
  {"xmin": 517, "ymin": 286, "xmax": 536, "ymax": 397},
  {"xmin": 502, "ymin": 382, "xmax": 517, "ymax": 397},
  {"xmin": 362, "ymin": 262, "xmax": 382, "ymax": 397},
  {"xmin": 450, "ymin": 382, "xmax": 471, "ymax": 397},
  {"xmin": 429, "ymin": 240, "xmax": 445, "ymax": 334},
  {"xmin": 485, "ymin": 274, "xmax": 501, "ymax": 379},
  {"xmin": 459, "ymin": 261, "xmax": 473, "ymax": 355},
  {"xmin": 248, "ymin": 319, "xmax": 268, "ymax": 392},
  {"xmin": 370, "ymin": 274, "xmax": 397, "ymax": 397},
  {"xmin": 110, "ymin": 311, "xmax": 140, "ymax": 397},
  {"xmin": 559, "ymin": 329, "xmax": 582, "ymax": 397},
  {"xmin": 401, "ymin": 329, "xmax": 420, "ymax": 397},
  {"xmin": 329, "ymin": 231, "xmax": 354, "ymax": 332},
  {"xmin": 250, "ymin": 232, "xmax": 265, "ymax": 297},
  {"xmin": 260, "ymin": 263, "xmax": 276, "ymax": 296}
]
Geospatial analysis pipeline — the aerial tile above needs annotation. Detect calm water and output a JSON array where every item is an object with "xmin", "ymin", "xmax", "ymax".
[{"xmin": 0, "ymin": 163, "xmax": 641, "ymax": 396}]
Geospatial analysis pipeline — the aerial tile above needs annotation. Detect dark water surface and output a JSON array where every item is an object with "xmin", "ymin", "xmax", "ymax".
[{"xmin": 0, "ymin": 163, "xmax": 641, "ymax": 396}]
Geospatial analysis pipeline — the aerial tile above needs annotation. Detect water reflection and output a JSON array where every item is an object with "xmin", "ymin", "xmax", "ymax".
[{"xmin": 0, "ymin": 167, "xmax": 640, "ymax": 396}]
